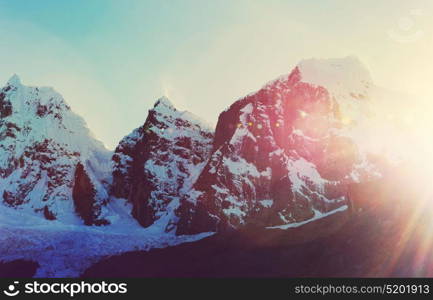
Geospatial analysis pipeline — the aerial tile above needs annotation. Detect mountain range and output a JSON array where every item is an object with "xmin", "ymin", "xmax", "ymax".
[{"xmin": 0, "ymin": 57, "xmax": 418, "ymax": 277}]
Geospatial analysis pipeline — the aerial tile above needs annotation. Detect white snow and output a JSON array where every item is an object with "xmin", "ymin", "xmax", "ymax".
[
  {"xmin": 0, "ymin": 203, "xmax": 213, "ymax": 277},
  {"xmin": 223, "ymin": 157, "xmax": 260, "ymax": 177},
  {"xmin": 259, "ymin": 199, "xmax": 273, "ymax": 208},
  {"xmin": 267, "ymin": 205, "xmax": 348, "ymax": 229},
  {"xmin": 229, "ymin": 103, "xmax": 256, "ymax": 145},
  {"xmin": 7, "ymin": 74, "xmax": 21, "ymax": 86},
  {"xmin": 290, "ymin": 128, "xmax": 320, "ymax": 142},
  {"xmin": 287, "ymin": 157, "xmax": 327, "ymax": 194},
  {"xmin": 297, "ymin": 57, "xmax": 372, "ymax": 96},
  {"xmin": 153, "ymin": 96, "xmax": 214, "ymax": 133}
]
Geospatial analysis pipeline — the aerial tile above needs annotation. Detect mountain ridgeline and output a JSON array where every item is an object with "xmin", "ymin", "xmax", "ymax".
[{"xmin": 0, "ymin": 57, "xmax": 382, "ymax": 235}]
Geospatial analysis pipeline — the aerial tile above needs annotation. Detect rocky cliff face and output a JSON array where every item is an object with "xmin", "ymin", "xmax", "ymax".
[
  {"xmin": 175, "ymin": 57, "xmax": 379, "ymax": 235},
  {"xmin": 0, "ymin": 75, "xmax": 111, "ymax": 225},
  {"xmin": 73, "ymin": 162, "xmax": 109, "ymax": 226},
  {"xmin": 111, "ymin": 97, "xmax": 214, "ymax": 232}
]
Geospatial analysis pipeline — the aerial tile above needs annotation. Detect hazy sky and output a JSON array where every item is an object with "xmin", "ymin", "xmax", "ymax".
[{"xmin": 0, "ymin": 0, "xmax": 432, "ymax": 149}]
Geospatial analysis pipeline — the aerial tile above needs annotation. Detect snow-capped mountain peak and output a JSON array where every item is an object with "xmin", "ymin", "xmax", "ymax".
[
  {"xmin": 264, "ymin": 56, "xmax": 373, "ymax": 100},
  {"xmin": 6, "ymin": 74, "xmax": 22, "ymax": 87},
  {"xmin": 154, "ymin": 96, "xmax": 175, "ymax": 110},
  {"xmin": 151, "ymin": 96, "xmax": 214, "ymax": 133},
  {"xmin": 292, "ymin": 56, "xmax": 374, "ymax": 126},
  {"xmin": 297, "ymin": 56, "xmax": 372, "ymax": 96},
  {"xmin": 175, "ymin": 57, "xmax": 379, "ymax": 234},
  {"xmin": 111, "ymin": 97, "xmax": 214, "ymax": 232},
  {"xmin": 0, "ymin": 76, "xmax": 111, "ymax": 224}
]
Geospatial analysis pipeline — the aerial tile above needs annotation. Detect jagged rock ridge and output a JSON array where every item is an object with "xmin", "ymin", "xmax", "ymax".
[{"xmin": 111, "ymin": 97, "xmax": 214, "ymax": 232}]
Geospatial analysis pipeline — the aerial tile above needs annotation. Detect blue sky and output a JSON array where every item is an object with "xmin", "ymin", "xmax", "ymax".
[{"xmin": 0, "ymin": 0, "xmax": 432, "ymax": 148}]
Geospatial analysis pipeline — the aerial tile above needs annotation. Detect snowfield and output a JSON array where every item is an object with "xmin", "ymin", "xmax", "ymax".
[
  {"xmin": 0, "ymin": 202, "xmax": 213, "ymax": 277},
  {"xmin": 266, "ymin": 205, "xmax": 348, "ymax": 229}
]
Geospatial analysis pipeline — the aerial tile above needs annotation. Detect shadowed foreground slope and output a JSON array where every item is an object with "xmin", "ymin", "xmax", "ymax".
[{"xmin": 83, "ymin": 172, "xmax": 433, "ymax": 278}]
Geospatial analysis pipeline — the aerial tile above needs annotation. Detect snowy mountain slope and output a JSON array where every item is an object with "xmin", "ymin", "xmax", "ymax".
[
  {"xmin": 175, "ymin": 57, "xmax": 380, "ymax": 235},
  {"xmin": 111, "ymin": 97, "xmax": 214, "ymax": 232},
  {"xmin": 0, "ymin": 203, "xmax": 212, "ymax": 277},
  {"xmin": 0, "ymin": 75, "xmax": 112, "ymax": 224}
]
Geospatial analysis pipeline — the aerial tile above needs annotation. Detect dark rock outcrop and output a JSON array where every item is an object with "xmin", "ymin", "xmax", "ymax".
[
  {"xmin": 0, "ymin": 91, "xmax": 13, "ymax": 119},
  {"xmin": 72, "ymin": 162, "xmax": 108, "ymax": 226}
]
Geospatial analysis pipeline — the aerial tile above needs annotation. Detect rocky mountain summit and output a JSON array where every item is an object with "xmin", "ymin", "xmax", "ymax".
[
  {"xmin": 0, "ymin": 75, "xmax": 111, "ymax": 225},
  {"xmin": 174, "ymin": 57, "xmax": 379, "ymax": 234},
  {"xmin": 111, "ymin": 97, "xmax": 214, "ymax": 232}
]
